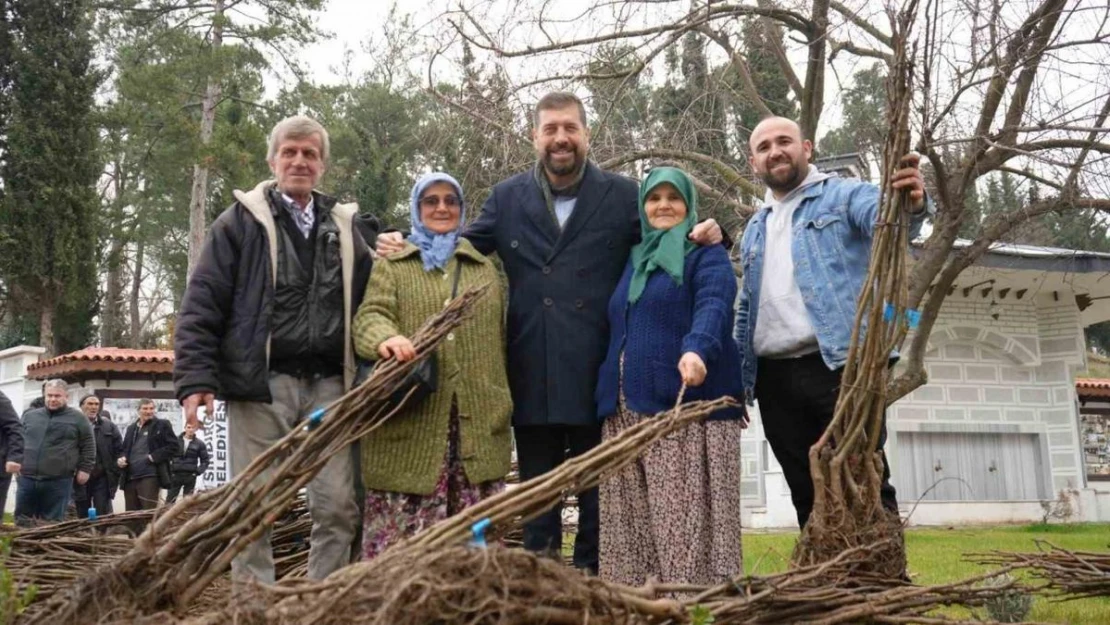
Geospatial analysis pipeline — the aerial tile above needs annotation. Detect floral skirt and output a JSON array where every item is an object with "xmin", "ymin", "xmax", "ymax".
[
  {"xmin": 599, "ymin": 390, "xmax": 744, "ymax": 591},
  {"xmin": 361, "ymin": 408, "xmax": 504, "ymax": 560}
]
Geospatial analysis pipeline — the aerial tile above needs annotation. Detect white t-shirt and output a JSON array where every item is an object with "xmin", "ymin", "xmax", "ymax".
[{"xmin": 752, "ymin": 166, "xmax": 829, "ymax": 358}]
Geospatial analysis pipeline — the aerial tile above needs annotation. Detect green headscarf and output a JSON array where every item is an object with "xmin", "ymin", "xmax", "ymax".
[{"xmin": 628, "ymin": 167, "xmax": 698, "ymax": 304}]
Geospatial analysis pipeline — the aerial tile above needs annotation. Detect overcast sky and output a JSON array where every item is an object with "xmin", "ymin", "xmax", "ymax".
[{"xmin": 295, "ymin": 0, "xmax": 450, "ymax": 87}]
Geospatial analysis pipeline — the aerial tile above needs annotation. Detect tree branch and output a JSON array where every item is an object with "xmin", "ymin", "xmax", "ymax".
[
  {"xmin": 830, "ymin": 38, "xmax": 893, "ymax": 63},
  {"xmin": 698, "ymin": 26, "xmax": 775, "ymax": 118},
  {"xmin": 994, "ymin": 166, "xmax": 1063, "ymax": 190},
  {"xmin": 599, "ymin": 148, "xmax": 761, "ymax": 197},
  {"xmin": 450, "ymin": 3, "xmax": 810, "ymax": 59},
  {"xmin": 829, "ymin": 0, "xmax": 893, "ymax": 47},
  {"xmin": 799, "ymin": 0, "xmax": 830, "ymax": 140},
  {"xmin": 757, "ymin": 7, "xmax": 804, "ymax": 103}
]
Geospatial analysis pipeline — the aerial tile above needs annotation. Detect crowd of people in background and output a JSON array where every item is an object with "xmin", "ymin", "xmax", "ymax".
[{"xmin": 0, "ymin": 384, "xmax": 210, "ymax": 528}]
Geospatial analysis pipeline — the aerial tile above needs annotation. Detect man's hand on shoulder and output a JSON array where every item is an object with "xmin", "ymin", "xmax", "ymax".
[
  {"xmin": 376, "ymin": 232, "xmax": 406, "ymax": 256},
  {"xmin": 688, "ymin": 218, "xmax": 723, "ymax": 246},
  {"xmin": 891, "ymin": 152, "xmax": 927, "ymax": 213}
]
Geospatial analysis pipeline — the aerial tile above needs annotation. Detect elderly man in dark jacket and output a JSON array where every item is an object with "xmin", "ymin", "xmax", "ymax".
[
  {"xmin": 379, "ymin": 92, "xmax": 723, "ymax": 573},
  {"xmin": 173, "ymin": 115, "xmax": 374, "ymax": 584},
  {"xmin": 0, "ymin": 390, "xmax": 24, "ymax": 518},
  {"xmin": 15, "ymin": 379, "xmax": 94, "ymax": 526},
  {"xmin": 72, "ymin": 394, "xmax": 124, "ymax": 518},
  {"xmin": 119, "ymin": 398, "xmax": 180, "ymax": 515},
  {"xmin": 166, "ymin": 422, "xmax": 209, "ymax": 503}
]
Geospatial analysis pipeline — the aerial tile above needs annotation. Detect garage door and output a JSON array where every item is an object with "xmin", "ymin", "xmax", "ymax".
[{"xmin": 896, "ymin": 432, "xmax": 1047, "ymax": 501}]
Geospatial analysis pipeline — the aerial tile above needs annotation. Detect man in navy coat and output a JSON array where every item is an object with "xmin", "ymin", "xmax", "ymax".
[{"xmin": 380, "ymin": 92, "xmax": 721, "ymax": 572}]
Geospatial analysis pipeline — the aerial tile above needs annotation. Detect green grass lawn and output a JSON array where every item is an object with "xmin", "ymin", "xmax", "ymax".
[{"xmin": 743, "ymin": 523, "xmax": 1110, "ymax": 624}]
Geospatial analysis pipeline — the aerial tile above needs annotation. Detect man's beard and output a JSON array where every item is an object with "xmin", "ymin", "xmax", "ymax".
[
  {"xmin": 542, "ymin": 146, "xmax": 583, "ymax": 178},
  {"xmin": 761, "ymin": 159, "xmax": 806, "ymax": 193}
]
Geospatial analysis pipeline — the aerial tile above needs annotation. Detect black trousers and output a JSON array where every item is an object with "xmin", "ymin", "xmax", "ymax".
[
  {"xmin": 755, "ymin": 353, "xmax": 898, "ymax": 529},
  {"xmin": 514, "ymin": 424, "xmax": 601, "ymax": 574},
  {"xmin": 74, "ymin": 473, "xmax": 115, "ymax": 518},
  {"xmin": 165, "ymin": 472, "xmax": 197, "ymax": 504}
]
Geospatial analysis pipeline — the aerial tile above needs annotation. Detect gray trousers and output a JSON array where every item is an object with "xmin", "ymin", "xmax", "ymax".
[{"xmin": 229, "ymin": 373, "xmax": 359, "ymax": 583}]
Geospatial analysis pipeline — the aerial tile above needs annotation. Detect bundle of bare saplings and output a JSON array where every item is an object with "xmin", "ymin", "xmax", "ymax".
[
  {"xmin": 8, "ymin": 276, "xmax": 1043, "ymax": 624},
  {"xmin": 790, "ymin": 1, "xmax": 919, "ymax": 580},
  {"xmin": 16, "ymin": 284, "xmax": 492, "ymax": 624},
  {"xmin": 977, "ymin": 542, "xmax": 1110, "ymax": 600},
  {"xmin": 3, "ymin": 492, "xmax": 312, "ymax": 615}
]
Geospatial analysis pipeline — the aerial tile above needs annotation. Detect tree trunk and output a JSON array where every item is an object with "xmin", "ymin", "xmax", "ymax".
[
  {"xmin": 39, "ymin": 304, "xmax": 55, "ymax": 358},
  {"xmin": 100, "ymin": 237, "xmax": 126, "ymax": 346},
  {"xmin": 799, "ymin": 0, "xmax": 830, "ymax": 141},
  {"xmin": 185, "ymin": 0, "xmax": 224, "ymax": 278},
  {"xmin": 129, "ymin": 236, "xmax": 145, "ymax": 349}
]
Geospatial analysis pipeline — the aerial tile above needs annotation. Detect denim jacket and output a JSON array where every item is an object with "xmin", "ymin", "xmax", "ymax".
[{"xmin": 735, "ymin": 176, "xmax": 931, "ymax": 401}]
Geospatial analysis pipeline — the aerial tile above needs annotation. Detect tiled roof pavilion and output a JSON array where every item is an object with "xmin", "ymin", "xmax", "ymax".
[
  {"xmin": 25, "ymin": 347, "xmax": 173, "ymax": 381},
  {"xmin": 1076, "ymin": 378, "xmax": 1110, "ymax": 400}
]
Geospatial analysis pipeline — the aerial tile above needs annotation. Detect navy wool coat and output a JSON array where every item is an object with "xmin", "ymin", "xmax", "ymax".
[{"xmin": 465, "ymin": 162, "xmax": 639, "ymax": 426}]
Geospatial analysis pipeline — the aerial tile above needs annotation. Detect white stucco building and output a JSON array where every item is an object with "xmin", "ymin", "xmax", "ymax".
[{"xmin": 741, "ymin": 242, "xmax": 1110, "ymax": 528}]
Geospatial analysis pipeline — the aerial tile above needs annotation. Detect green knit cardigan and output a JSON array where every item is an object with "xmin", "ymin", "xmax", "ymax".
[{"xmin": 352, "ymin": 239, "xmax": 512, "ymax": 495}]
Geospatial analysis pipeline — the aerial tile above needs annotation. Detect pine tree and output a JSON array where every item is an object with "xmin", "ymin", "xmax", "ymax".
[
  {"xmin": 0, "ymin": 0, "xmax": 100, "ymax": 355},
  {"xmin": 818, "ymin": 64, "xmax": 886, "ymax": 172}
]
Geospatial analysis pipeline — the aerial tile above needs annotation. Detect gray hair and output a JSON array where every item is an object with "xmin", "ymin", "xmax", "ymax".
[
  {"xmin": 267, "ymin": 115, "xmax": 330, "ymax": 163},
  {"xmin": 43, "ymin": 379, "xmax": 68, "ymax": 393}
]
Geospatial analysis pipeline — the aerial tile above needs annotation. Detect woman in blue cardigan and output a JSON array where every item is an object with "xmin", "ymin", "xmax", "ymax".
[{"xmin": 595, "ymin": 166, "xmax": 746, "ymax": 590}]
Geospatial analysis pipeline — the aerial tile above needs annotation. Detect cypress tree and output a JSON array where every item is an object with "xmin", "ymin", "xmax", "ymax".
[{"xmin": 0, "ymin": 0, "xmax": 100, "ymax": 355}]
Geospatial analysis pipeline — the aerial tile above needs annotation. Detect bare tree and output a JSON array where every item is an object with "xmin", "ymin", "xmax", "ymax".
[{"xmin": 433, "ymin": 0, "xmax": 1110, "ymax": 401}]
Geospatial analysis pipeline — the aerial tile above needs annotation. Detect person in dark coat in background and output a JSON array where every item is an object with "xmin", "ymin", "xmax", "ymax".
[
  {"xmin": 73, "ymin": 394, "xmax": 124, "ymax": 518},
  {"xmin": 0, "ymin": 390, "xmax": 25, "ymax": 519},
  {"xmin": 21, "ymin": 394, "xmax": 44, "ymax": 417},
  {"xmin": 167, "ymin": 422, "xmax": 210, "ymax": 503},
  {"xmin": 119, "ymin": 398, "xmax": 180, "ymax": 516},
  {"xmin": 378, "ymin": 92, "xmax": 724, "ymax": 573},
  {"xmin": 16, "ymin": 379, "xmax": 94, "ymax": 525}
]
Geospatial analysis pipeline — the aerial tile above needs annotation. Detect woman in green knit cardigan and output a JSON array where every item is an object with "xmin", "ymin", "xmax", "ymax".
[{"xmin": 353, "ymin": 172, "xmax": 511, "ymax": 560}]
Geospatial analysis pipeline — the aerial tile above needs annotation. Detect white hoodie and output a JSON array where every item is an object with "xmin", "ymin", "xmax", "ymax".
[{"xmin": 752, "ymin": 165, "xmax": 829, "ymax": 359}]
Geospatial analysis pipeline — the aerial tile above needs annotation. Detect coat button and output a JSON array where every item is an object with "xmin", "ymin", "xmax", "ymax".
[
  {"xmin": 542, "ymin": 266, "xmax": 551, "ymax": 275},
  {"xmin": 543, "ymin": 297, "xmax": 553, "ymax": 307},
  {"xmin": 447, "ymin": 333, "xmax": 455, "ymax": 341},
  {"xmin": 577, "ymin": 268, "xmax": 587, "ymax": 278},
  {"xmin": 575, "ymin": 299, "xmax": 584, "ymax": 309},
  {"xmin": 510, "ymin": 240, "xmax": 519, "ymax": 249}
]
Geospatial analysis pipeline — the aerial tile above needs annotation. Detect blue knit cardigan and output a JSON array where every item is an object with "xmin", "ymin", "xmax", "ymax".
[{"xmin": 596, "ymin": 245, "xmax": 745, "ymax": 421}]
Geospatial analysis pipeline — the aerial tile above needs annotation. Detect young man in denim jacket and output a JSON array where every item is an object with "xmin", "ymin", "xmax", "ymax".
[{"xmin": 735, "ymin": 116, "xmax": 931, "ymax": 529}]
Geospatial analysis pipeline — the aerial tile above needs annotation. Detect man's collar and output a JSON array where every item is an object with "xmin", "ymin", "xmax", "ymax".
[
  {"xmin": 265, "ymin": 186, "xmax": 337, "ymax": 216},
  {"xmin": 282, "ymin": 192, "xmax": 315, "ymax": 212}
]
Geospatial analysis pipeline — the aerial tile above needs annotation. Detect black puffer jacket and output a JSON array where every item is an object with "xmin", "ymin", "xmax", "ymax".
[
  {"xmin": 173, "ymin": 180, "xmax": 375, "ymax": 403},
  {"xmin": 90, "ymin": 415, "xmax": 124, "ymax": 483},
  {"xmin": 171, "ymin": 435, "xmax": 210, "ymax": 475}
]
